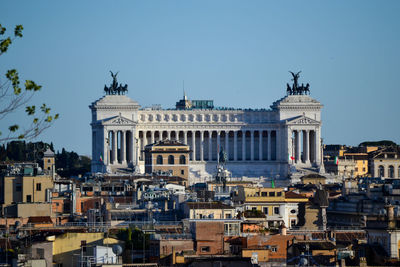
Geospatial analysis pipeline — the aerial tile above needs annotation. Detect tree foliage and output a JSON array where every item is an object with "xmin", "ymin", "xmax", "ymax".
[
  {"xmin": 359, "ymin": 140, "xmax": 397, "ymax": 147},
  {"xmin": 0, "ymin": 23, "xmax": 58, "ymax": 142},
  {"xmin": 55, "ymin": 149, "xmax": 91, "ymax": 177},
  {"xmin": 0, "ymin": 141, "xmax": 91, "ymax": 177}
]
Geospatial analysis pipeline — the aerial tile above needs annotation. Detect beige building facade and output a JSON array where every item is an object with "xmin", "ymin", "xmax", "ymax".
[
  {"xmin": 143, "ymin": 140, "xmax": 190, "ymax": 180},
  {"xmin": 0, "ymin": 173, "xmax": 53, "ymax": 215}
]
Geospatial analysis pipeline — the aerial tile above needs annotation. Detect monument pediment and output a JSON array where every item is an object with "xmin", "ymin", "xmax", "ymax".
[
  {"xmin": 286, "ymin": 115, "xmax": 320, "ymax": 125},
  {"xmin": 102, "ymin": 114, "xmax": 135, "ymax": 125}
]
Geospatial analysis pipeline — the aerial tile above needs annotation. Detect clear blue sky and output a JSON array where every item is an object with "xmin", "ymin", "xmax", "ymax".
[{"xmin": 1, "ymin": 1, "xmax": 399, "ymax": 155}]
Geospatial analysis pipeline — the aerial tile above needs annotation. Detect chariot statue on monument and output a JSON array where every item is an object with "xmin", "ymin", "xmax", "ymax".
[
  {"xmin": 287, "ymin": 71, "xmax": 310, "ymax": 96},
  {"xmin": 104, "ymin": 71, "xmax": 128, "ymax": 95}
]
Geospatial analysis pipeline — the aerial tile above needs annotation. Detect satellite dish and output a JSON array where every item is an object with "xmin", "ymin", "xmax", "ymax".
[
  {"xmin": 112, "ymin": 244, "xmax": 123, "ymax": 256},
  {"xmin": 299, "ymin": 257, "xmax": 308, "ymax": 266}
]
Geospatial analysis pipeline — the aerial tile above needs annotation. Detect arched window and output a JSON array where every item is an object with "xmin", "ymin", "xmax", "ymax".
[
  {"xmin": 379, "ymin": 165, "xmax": 384, "ymax": 177},
  {"xmin": 168, "ymin": 155, "xmax": 174, "ymax": 165},
  {"xmin": 180, "ymin": 155, "xmax": 186, "ymax": 164},
  {"xmin": 157, "ymin": 155, "xmax": 163, "ymax": 165},
  {"xmin": 389, "ymin": 166, "xmax": 394, "ymax": 178}
]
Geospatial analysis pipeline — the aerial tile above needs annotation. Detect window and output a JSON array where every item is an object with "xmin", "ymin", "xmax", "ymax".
[
  {"xmin": 168, "ymin": 155, "xmax": 174, "ymax": 164},
  {"xmin": 379, "ymin": 166, "xmax": 384, "ymax": 177},
  {"xmin": 179, "ymin": 155, "xmax": 186, "ymax": 164},
  {"xmin": 290, "ymin": 209, "xmax": 296, "ymax": 214},
  {"xmin": 225, "ymin": 213, "xmax": 232, "ymax": 219},
  {"xmin": 36, "ymin": 183, "xmax": 42, "ymax": 191},
  {"xmin": 261, "ymin": 192, "xmax": 267, "ymax": 197},
  {"xmin": 16, "ymin": 184, "xmax": 22, "ymax": 192},
  {"xmin": 277, "ymin": 192, "xmax": 282, "ymax": 196},
  {"xmin": 363, "ymin": 167, "xmax": 366, "ymax": 172},
  {"xmin": 252, "ymin": 207, "xmax": 257, "ymax": 211},
  {"xmin": 355, "ymin": 167, "xmax": 358, "ymax": 172},
  {"xmin": 263, "ymin": 207, "xmax": 269, "ymax": 215},
  {"xmin": 389, "ymin": 166, "xmax": 394, "ymax": 178},
  {"xmin": 271, "ymin": 246, "xmax": 277, "ymax": 252},
  {"xmin": 181, "ymin": 170, "xmax": 185, "ymax": 175},
  {"xmin": 27, "ymin": 195, "xmax": 32, "ymax": 203},
  {"xmin": 95, "ymin": 202, "xmax": 100, "ymax": 209},
  {"xmin": 291, "ymin": 219, "xmax": 297, "ymax": 227},
  {"xmin": 157, "ymin": 155, "xmax": 163, "ymax": 165},
  {"xmin": 36, "ymin": 248, "xmax": 44, "ymax": 259},
  {"xmin": 274, "ymin": 207, "xmax": 280, "ymax": 215},
  {"xmin": 201, "ymin": 246, "xmax": 210, "ymax": 252},
  {"xmin": 269, "ymin": 192, "xmax": 275, "ymax": 197},
  {"xmin": 47, "ymin": 159, "xmax": 51, "ymax": 163}
]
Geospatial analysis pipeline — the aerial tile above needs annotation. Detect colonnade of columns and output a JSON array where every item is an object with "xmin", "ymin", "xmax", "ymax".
[
  {"xmin": 105, "ymin": 130, "xmax": 135, "ymax": 165},
  {"xmin": 138, "ymin": 129, "xmax": 278, "ymax": 162},
  {"xmin": 290, "ymin": 129, "xmax": 317, "ymax": 164}
]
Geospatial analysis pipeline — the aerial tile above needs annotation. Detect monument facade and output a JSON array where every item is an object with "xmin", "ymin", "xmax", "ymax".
[{"xmin": 90, "ymin": 72, "xmax": 323, "ymax": 182}]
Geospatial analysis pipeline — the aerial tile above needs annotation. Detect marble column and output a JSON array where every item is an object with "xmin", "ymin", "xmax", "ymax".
[
  {"xmin": 250, "ymin": 130, "xmax": 255, "ymax": 161},
  {"xmin": 276, "ymin": 129, "xmax": 281, "ymax": 161},
  {"xmin": 295, "ymin": 130, "xmax": 301, "ymax": 164},
  {"xmin": 167, "ymin": 131, "xmax": 171, "ymax": 140},
  {"xmin": 259, "ymin": 130, "xmax": 263, "ymax": 161},
  {"xmin": 225, "ymin": 131, "xmax": 229, "ymax": 159},
  {"xmin": 208, "ymin": 131, "xmax": 213, "ymax": 161},
  {"xmin": 233, "ymin": 131, "xmax": 238, "ymax": 161},
  {"xmin": 130, "ymin": 130, "xmax": 135, "ymax": 164},
  {"xmin": 192, "ymin": 131, "xmax": 196, "ymax": 161},
  {"xmin": 200, "ymin": 131, "xmax": 204, "ymax": 161},
  {"xmin": 304, "ymin": 130, "xmax": 310, "ymax": 163},
  {"xmin": 242, "ymin": 130, "xmax": 246, "ymax": 161},
  {"xmin": 150, "ymin": 131, "xmax": 154, "ymax": 144},
  {"xmin": 121, "ymin": 130, "xmax": 126, "ymax": 164},
  {"xmin": 184, "ymin": 131, "xmax": 188, "ymax": 145},
  {"xmin": 103, "ymin": 129, "xmax": 109, "ymax": 165},
  {"xmin": 112, "ymin": 130, "xmax": 117, "ymax": 164},
  {"xmin": 267, "ymin": 131, "xmax": 271, "ymax": 161},
  {"xmin": 217, "ymin": 131, "xmax": 221, "ymax": 160},
  {"xmin": 316, "ymin": 129, "xmax": 321, "ymax": 165}
]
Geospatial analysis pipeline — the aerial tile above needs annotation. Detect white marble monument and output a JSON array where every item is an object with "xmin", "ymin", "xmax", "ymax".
[{"xmin": 90, "ymin": 73, "xmax": 323, "ymax": 183}]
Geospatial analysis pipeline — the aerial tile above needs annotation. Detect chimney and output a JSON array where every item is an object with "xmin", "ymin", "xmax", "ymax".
[
  {"xmin": 386, "ymin": 204, "xmax": 395, "ymax": 229},
  {"xmin": 279, "ymin": 223, "xmax": 287, "ymax": 236},
  {"xmin": 172, "ymin": 246, "xmax": 176, "ymax": 265}
]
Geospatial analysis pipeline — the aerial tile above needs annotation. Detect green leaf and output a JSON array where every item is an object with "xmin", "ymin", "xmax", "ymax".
[
  {"xmin": 18, "ymin": 134, "xmax": 25, "ymax": 139},
  {"xmin": 54, "ymin": 114, "xmax": 59, "ymax": 119},
  {"xmin": 45, "ymin": 116, "xmax": 53, "ymax": 122},
  {"xmin": 14, "ymin": 86, "xmax": 21, "ymax": 95},
  {"xmin": 26, "ymin": 105, "xmax": 36, "ymax": 115},
  {"xmin": 9, "ymin": 125, "xmax": 19, "ymax": 132},
  {"xmin": 0, "ymin": 37, "xmax": 12, "ymax": 53},
  {"xmin": 14, "ymin": 25, "xmax": 23, "ymax": 38},
  {"xmin": 6, "ymin": 69, "xmax": 20, "ymax": 88},
  {"xmin": 0, "ymin": 24, "xmax": 5, "ymax": 35},
  {"xmin": 40, "ymin": 104, "xmax": 47, "ymax": 112},
  {"xmin": 33, "ymin": 118, "xmax": 38, "ymax": 124},
  {"xmin": 25, "ymin": 80, "xmax": 42, "ymax": 91}
]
